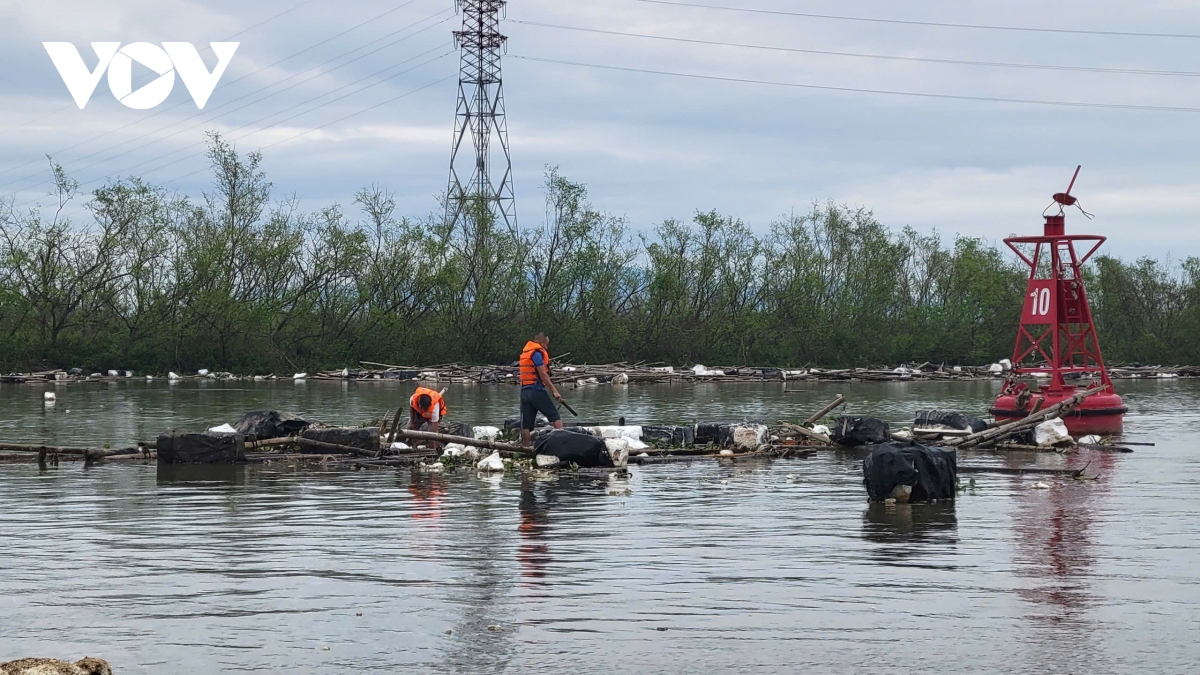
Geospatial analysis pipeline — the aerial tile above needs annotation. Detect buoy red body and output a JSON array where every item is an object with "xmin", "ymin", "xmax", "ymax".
[{"xmin": 990, "ymin": 168, "xmax": 1126, "ymax": 435}]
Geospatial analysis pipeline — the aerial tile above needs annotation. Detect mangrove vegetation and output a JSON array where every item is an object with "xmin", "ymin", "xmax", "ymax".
[{"xmin": 0, "ymin": 134, "xmax": 1193, "ymax": 373}]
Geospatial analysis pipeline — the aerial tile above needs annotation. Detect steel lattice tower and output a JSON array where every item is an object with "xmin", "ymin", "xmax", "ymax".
[{"xmin": 445, "ymin": 0, "xmax": 516, "ymax": 231}]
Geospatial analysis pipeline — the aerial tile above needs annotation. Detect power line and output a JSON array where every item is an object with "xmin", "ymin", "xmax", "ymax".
[
  {"xmin": 632, "ymin": 0, "xmax": 1200, "ymax": 40},
  {"xmin": 513, "ymin": 19, "xmax": 1200, "ymax": 78},
  {"xmin": 0, "ymin": 0, "xmax": 436, "ymax": 183},
  {"xmin": 0, "ymin": 9, "xmax": 451, "ymax": 196},
  {"xmin": 512, "ymin": 54, "xmax": 1200, "ymax": 113},
  {"xmin": 224, "ymin": 0, "xmax": 320, "ymax": 40}
]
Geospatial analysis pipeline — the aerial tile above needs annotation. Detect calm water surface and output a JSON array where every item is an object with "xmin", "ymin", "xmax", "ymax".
[{"xmin": 1, "ymin": 379, "xmax": 1198, "ymax": 673}]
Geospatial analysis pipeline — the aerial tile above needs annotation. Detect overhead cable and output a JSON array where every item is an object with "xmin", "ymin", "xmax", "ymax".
[
  {"xmin": 513, "ymin": 54, "xmax": 1200, "ymax": 113},
  {"xmin": 632, "ymin": 0, "xmax": 1200, "ymax": 39},
  {"xmin": 513, "ymin": 20, "xmax": 1200, "ymax": 78}
]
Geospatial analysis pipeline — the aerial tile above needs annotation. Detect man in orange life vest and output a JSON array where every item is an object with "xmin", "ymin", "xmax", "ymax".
[
  {"xmin": 409, "ymin": 386, "xmax": 447, "ymax": 447},
  {"xmin": 519, "ymin": 332, "xmax": 564, "ymax": 447}
]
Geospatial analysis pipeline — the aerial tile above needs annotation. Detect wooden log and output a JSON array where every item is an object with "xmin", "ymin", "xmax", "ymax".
[
  {"xmin": 294, "ymin": 437, "xmax": 380, "ymax": 457},
  {"xmin": 360, "ymin": 360, "xmax": 418, "ymax": 370},
  {"xmin": 13, "ymin": 445, "xmax": 138, "ymax": 459},
  {"xmin": 242, "ymin": 435, "xmax": 381, "ymax": 457},
  {"xmin": 913, "ymin": 428, "xmax": 971, "ymax": 437},
  {"xmin": 391, "ymin": 429, "xmax": 533, "ymax": 456},
  {"xmin": 245, "ymin": 437, "xmax": 298, "ymax": 448},
  {"xmin": 0, "ymin": 443, "xmax": 97, "ymax": 455},
  {"xmin": 944, "ymin": 387, "xmax": 1104, "ymax": 448},
  {"xmin": 0, "ymin": 448, "xmax": 151, "ymax": 462},
  {"xmin": 1077, "ymin": 444, "xmax": 1134, "ymax": 454},
  {"xmin": 0, "ymin": 452, "xmax": 49, "ymax": 461},
  {"xmin": 379, "ymin": 409, "xmax": 391, "ymax": 443},
  {"xmin": 247, "ymin": 453, "xmax": 333, "ymax": 462},
  {"xmin": 957, "ymin": 466, "xmax": 1080, "ymax": 475},
  {"xmin": 804, "ymin": 395, "xmax": 846, "ymax": 425},
  {"xmin": 631, "ymin": 454, "xmax": 706, "ymax": 465},
  {"xmin": 777, "ymin": 421, "xmax": 831, "ymax": 445},
  {"xmin": 981, "ymin": 443, "xmax": 1071, "ymax": 452},
  {"xmin": 388, "ymin": 407, "xmax": 404, "ymax": 443},
  {"xmin": 102, "ymin": 452, "xmax": 156, "ymax": 461}
]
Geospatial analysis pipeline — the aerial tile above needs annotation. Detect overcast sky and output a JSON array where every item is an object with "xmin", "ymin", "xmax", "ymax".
[{"xmin": 2, "ymin": 0, "xmax": 1200, "ymax": 258}]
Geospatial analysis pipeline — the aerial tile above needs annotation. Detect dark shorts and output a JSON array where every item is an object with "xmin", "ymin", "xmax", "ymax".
[{"xmin": 521, "ymin": 387, "xmax": 560, "ymax": 430}]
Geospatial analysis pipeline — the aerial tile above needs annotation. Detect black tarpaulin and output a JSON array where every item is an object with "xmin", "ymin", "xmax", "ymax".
[{"xmin": 862, "ymin": 442, "xmax": 957, "ymax": 503}]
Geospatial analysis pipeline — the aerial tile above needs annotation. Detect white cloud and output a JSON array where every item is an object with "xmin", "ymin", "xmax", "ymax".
[{"xmin": 2, "ymin": 0, "xmax": 1200, "ymax": 258}]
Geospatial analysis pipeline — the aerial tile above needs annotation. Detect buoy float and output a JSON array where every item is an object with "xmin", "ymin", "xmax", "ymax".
[{"xmin": 990, "ymin": 167, "xmax": 1126, "ymax": 435}]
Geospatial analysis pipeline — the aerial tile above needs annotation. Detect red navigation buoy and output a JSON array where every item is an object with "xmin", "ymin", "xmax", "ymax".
[{"xmin": 990, "ymin": 167, "xmax": 1127, "ymax": 435}]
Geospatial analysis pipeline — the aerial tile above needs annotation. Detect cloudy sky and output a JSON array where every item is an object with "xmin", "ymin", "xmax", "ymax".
[{"xmin": 2, "ymin": 0, "xmax": 1200, "ymax": 258}]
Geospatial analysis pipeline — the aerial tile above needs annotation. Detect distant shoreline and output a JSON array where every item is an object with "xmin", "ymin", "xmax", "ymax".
[{"xmin": 2, "ymin": 363, "xmax": 1191, "ymax": 385}]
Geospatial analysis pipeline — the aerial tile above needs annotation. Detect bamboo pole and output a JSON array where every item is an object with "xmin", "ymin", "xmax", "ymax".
[
  {"xmin": 804, "ymin": 395, "xmax": 846, "ymax": 425},
  {"xmin": 777, "ymin": 421, "xmax": 831, "ymax": 445},
  {"xmin": 0, "ymin": 445, "xmax": 150, "ymax": 461},
  {"xmin": 378, "ymin": 409, "xmax": 390, "ymax": 443},
  {"xmin": 957, "ymin": 466, "xmax": 1080, "ymax": 475},
  {"xmin": 244, "ymin": 436, "xmax": 381, "ymax": 457},
  {"xmin": 360, "ymin": 361, "xmax": 417, "ymax": 370},
  {"xmin": 944, "ymin": 387, "xmax": 1103, "ymax": 448},
  {"xmin": 388, "ymin": 408, "xmax": 404, "ymax": 443},
  {"xmin": 0, "ymin": 443, "xmax": 97, "ymax": 455},
  {"xmin": 391, "ymin": 429, "xmax": 533, "ymax": 456}
]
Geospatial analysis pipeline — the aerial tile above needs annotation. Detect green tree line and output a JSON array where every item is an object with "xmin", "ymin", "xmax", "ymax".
[{"xmin": 0, "ymin": 134, "xmax": 1189, "ymax": 373}]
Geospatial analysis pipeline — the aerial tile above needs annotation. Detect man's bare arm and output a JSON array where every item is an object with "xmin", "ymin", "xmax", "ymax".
[{"xmin": 536, "ymin": 364, "xmax": 562, "ymax": 401}]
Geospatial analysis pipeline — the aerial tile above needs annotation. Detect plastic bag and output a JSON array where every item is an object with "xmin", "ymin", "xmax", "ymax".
[
  {"xmin": 476, "ymin": 451, "xmax": 505, "ymax": 472},
  {"xmin": 1035, "ymin": 419, "xmax": 1073, "ymax": 446}
]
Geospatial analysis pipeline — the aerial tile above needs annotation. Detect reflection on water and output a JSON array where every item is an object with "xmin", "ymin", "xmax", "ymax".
[
  {"xmin": 1, "ymin": 379, "xmax": 1199, "ymax": 672},
  {"xmin": 863, "ymin": 502, "xmax": 959, "ymax": 540},
  {"xmin": 1009, "ymin": 454, "xmax": 1111, "ymax": 673},
  {"xmin": 861, "ymin": 503, "xmax": 958, "ymax": 568},
  {"xmin": 408, "ymin": 473, "xmax": 448, "ymax": 521},
  {"xmin": 156, "ymin": 464, "xmax": 247, "ymax": 486}
]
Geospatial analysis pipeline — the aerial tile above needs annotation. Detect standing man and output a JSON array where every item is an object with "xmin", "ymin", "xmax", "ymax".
[
  {"xmin": 409, "ymin": 386, "xmax": 447, "ymax": 447},
  {"xmin": 519, "ymin": 332, "xmax": 564, "ymax": 447}
]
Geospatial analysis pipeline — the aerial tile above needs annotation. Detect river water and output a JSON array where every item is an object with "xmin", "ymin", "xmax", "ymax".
[{"xmin": 1, "ymin": 378, "xmax": 1197, "ymax": 673}]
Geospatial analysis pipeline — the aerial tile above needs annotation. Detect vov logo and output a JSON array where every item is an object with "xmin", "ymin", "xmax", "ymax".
[{"xmin": 43, "ymin": 42, "xmax": 239, "ymax": 110}]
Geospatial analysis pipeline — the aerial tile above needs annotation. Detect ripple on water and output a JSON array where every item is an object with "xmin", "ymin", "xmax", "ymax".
[{"xmin": 1, "ymin": 380, "xmax": 1199, "ymax": 672}]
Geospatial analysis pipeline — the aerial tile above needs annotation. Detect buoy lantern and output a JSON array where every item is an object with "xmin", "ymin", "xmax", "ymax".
[{"xmin": 990, "ymin": 167, "xmax": 1127, "ymax": 435}]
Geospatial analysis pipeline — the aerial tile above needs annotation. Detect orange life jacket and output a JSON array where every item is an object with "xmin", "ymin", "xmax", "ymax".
[
  {"xmin": 519, "ymin": 341, "xmax": 550, "ymax": 386},
  {"xmin": 410, "ymin": 386, "xmax": 446, "ymax": 419}
]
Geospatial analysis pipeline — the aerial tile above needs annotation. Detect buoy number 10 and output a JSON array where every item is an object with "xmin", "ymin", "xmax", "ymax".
[{"xmin": 1029, "ymin": 288, "xmax": 1052, "ymax": 316}]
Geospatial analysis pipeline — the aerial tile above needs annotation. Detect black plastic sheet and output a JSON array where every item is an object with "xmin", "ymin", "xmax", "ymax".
[
  {"xmin": 832, "ymin": 417, "xmax": 891, "ymax": 446},
  {"xmin": 534, "ymin": 429, "xmax": 614, "ymax": 468},
  {"xmin": 233, "ymin": 410, "xmax": 311, "ymax": 440},
  {"xmin": 157, "ymin": 432, "xmax": 246, "ymax": 465},
  {"xmin": 640, "ymin": 424, "xmax": 695, "ymax": 446},
  {"xmin": 914, "ymin": 410, "xmax": 987, "ymax": 434},
  {"xmin": 298, "ymin": 427, "xmax": 379, "ymax": 453},
  {"xmin": 862, "ymin": 442, "xmax": 957, "ymax": 503}
]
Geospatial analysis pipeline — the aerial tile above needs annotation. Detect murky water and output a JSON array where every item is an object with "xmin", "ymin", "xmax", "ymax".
[{"xmin": 1, "ymin": 379, "xmax": 1198, "ymax": 673}]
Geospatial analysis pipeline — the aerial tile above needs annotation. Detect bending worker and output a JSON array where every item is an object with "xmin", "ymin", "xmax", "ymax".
[
  {"xmin": 519, "ymin": 332, "xmax": 564, "ymax": 447},
  {"xmin": 409, "ymin": 386, "xmax": 447, "ymax": 446}
]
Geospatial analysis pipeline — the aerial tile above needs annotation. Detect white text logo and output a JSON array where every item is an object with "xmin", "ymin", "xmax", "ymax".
[{"xmin": 43, "ymin": 42, "xmax": 239, "ymax": 110}]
